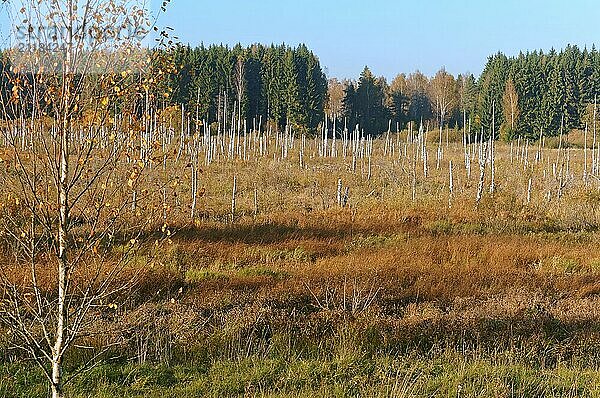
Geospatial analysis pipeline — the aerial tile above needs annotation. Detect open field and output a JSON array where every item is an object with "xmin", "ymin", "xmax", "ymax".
[
  {"xmin": 4, "ymin": 127, "xmax": 600, "ymax": 397},
  {"xmin": 0, "ymin": 0, "xmax": 596, "ymax": 396}
]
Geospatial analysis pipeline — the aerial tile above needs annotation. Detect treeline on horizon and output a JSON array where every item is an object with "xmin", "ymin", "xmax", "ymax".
[
  {"xmin": 0, "ymin": 43, "xmax": 329, "ymax": 133},
  {"xmin": 1, "ymin": 43, "xmax": 599, "ymax": 139},
  {"xmin": 166, "ymin": 43, "xmax": 328, "ymax": 132},
  {"xmin": 334, "ymin": 44, "xmax": 600, "ymax": 138}
]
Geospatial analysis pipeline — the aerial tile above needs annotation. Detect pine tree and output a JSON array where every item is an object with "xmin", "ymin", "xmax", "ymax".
[
  {"xmin": 342, "ymin": 82, "xmax": 357, "ymax": 128},
  {"xmin": 478, "ymin": 53, "xmax": 508, "ymax": 138},
  {"xmin": 354, "ymin": 66, "xmax": 389, "ymax": 134},
  {"xmin": 244, "ymin": 44, "xmax": 263, "ymax": 124},
  {"xmin": 304, "ymin": 50, "xmax": 328, "ymax": 131},
  {"xmin": 457, "ymin": 73, "xmax": 478, "ymax": 125},
  {"xmin": 389, "ymin": 74, "xmax": 409, "ymax": 129},
  {"xmin": 283, "ymin": 49, "xmax": 304, "ymax": 128}
]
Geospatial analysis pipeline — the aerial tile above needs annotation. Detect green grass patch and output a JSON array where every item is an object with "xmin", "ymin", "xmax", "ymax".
[
  {"xmin": 6, "ymin": 351, "xmax": 600, "ymax": 397},
  {"xmin": 184, "ymin": 268, "xmax": 229, "ymax": 283}
]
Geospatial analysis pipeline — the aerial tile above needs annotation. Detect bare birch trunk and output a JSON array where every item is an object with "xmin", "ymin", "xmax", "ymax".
[{"xmin": 52, "ymin": 1, "xmax": 74, "ymax": 395}]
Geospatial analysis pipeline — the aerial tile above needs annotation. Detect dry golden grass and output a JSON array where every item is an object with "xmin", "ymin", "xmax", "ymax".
[
  {"xmin": 5, "ymin": 130, "xmax": 600, "ymax": 368},
  {"xmin": 124, "ymin": 133, "xmax": 600, "ymax": 314}
]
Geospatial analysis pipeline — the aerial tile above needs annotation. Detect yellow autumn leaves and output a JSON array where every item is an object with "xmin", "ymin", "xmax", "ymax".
[{"xmin": 127, "ymin": 162, "xmax": 144, "ymax": 188}]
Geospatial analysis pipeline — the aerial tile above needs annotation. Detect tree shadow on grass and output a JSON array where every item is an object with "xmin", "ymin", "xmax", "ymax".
[{"xmin": 168, "ymin": 222, "xmax": 383, "ymax": 245}]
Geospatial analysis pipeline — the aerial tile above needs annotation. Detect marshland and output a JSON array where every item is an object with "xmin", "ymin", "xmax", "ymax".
[{"xmin": 2, "ymin": 0, "xmax": 600, "ymax": 397}]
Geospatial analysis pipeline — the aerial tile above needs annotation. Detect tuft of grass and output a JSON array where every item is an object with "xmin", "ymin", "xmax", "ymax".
[
  {"xmin": 259, "ymin": 247, "xmax": 317, "ymax": 263},
  {"xmin": 184, "ymin": 268, "xmax": 229, "ymax": 283},
  {"xmin": 539, "ymin": 256, "xmax": 584, "ymax": 274}
]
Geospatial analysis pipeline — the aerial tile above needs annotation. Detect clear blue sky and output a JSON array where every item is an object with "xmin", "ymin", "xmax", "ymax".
[
  {"xmin": 158, "ymin": 0, "xmax": 600, "ymax": 80},
  {"xmin": 0, "ymin": 0, "xmax": 597, "ymax": 80}
]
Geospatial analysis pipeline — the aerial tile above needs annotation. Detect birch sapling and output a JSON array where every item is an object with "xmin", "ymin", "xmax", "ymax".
[{"xmin": 231, "ymin": 175, "xmax": 237, "ymax": 223}]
